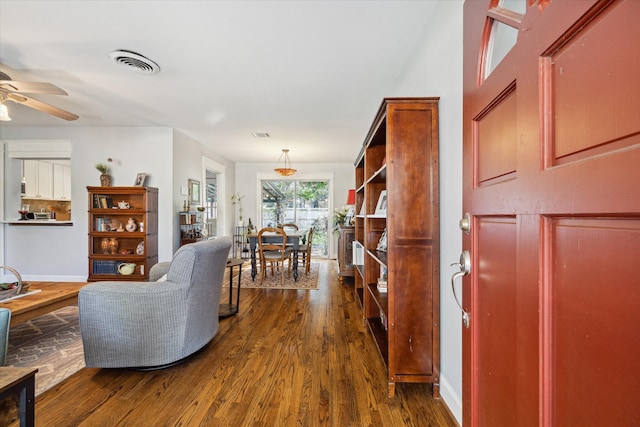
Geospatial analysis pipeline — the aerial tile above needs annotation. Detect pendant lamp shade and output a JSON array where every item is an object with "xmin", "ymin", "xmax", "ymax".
[
  {"xmin": 274, "ymin": 149, "xmax": 297, "ymax": 176},
  {"xmin": 0, "ymin": 102, "xmax": 11, "ymax": 121}
]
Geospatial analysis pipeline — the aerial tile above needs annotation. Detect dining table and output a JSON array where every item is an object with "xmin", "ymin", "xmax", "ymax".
[{"xmin": 247, "ymin": 230, "xmax": 306, "ymax": 281}]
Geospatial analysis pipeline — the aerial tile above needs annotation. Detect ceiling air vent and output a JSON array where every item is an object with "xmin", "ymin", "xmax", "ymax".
[{"xmin": 109, "ymin": 50, "xmax": 160, "ymax": 74}]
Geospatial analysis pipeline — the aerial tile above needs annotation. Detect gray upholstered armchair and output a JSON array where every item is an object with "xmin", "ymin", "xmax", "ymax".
[{"xmin": 79, "ymin": 237, "xmax": 232, "ymax": 369}]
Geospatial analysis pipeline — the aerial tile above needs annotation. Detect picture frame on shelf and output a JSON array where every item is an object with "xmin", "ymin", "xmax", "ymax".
[
  {"xmin": 374, "ymin": 190, "xmax": 387, "ymax": 217},
  {"xmin": 188, "ymin": 179, "xmax": 200, "ymax": 204},
  {"xmin": 134, "ymin": 173, "xmax": 148, "ymax": 186},
  {"xmin": 376, "ymin": 228, "xmax": 387, "ymax": 252}
]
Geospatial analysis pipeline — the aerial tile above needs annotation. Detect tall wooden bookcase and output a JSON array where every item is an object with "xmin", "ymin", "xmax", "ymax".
[
  {"xmin": 87, "ymin": 186, "xmax": 158, "ymax": 281},
  {"xmin": 353, "ymin": 98, "xmax": 440, "ymax": 397}
]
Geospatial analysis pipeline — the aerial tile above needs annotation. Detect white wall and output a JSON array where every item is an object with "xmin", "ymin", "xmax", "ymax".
[
  {"xmin": 1, "ymin": 127, "xmax": 198, "ymax": 279},
  {"xmin": 235, "ymin": 161, "xmax": 354, "ymax": 258},
  {"xmin": 172, "ymin": 131, "xmax": 235, "ymax": 247},
  {"xmin": 391, "ymin": 2, "xmax": 464, "ymax": 422}
]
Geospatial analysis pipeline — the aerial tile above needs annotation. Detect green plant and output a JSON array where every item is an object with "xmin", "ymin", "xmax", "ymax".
[
  {"xmin": 95, "ymin": 163, "xmax": 109, "ymax": 174},
  {"xmin": 332, "ymin": 207, "xmax": 349, "ymax": 234},
  {"xmin": 231, "ymin": 192, "xmax": 244, "ymax": 222}
]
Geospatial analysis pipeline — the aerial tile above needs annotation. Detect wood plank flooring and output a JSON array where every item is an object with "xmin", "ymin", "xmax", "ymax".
[{"xmin": 30, "ymin": 260, "xmax": 458, "ymax": 426}]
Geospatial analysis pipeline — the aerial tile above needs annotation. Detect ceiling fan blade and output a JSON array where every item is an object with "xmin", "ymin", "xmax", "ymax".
[
  {"xmin": 7, "ymin": 93, "xmax": 79, "ymax": 121},
  {"xmin": 0, "ymin": 80, "xmax": 69, "ymax": 95}
]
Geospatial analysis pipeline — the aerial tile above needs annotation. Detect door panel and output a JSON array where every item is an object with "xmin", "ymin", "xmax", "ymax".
[
  {"xmin": 476, "ymin": 87, "xmax": 517, "ymax": 184},
  {"xmin": 474, "ymin": 217, "xmax": 520, "ymax": 426},
  {"xmin": 548, "ymin": 218, "xmax": 640, "ymax": 425},
  {"xmin": 547, "ymin": 4, "xmax": 640, "ymax": 162},
  {"xmin": 463, "ymin": 1, "xmax": 640, "ymax": 426}
]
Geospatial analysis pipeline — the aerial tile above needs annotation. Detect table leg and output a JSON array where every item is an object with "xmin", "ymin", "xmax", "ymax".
[
  {"xmin": 20, "ymin": 374, "xmax": 35, "ymax": 427},
  {"xmin": 235, "ymin": 267, "xmax": 242, "ymax": 314},
  {"xmin": 292, "ymin": 248, "xmax": 299, "ymax": 281},
  {"xmin": 228, "ymin": 266, "xmax": 233, "ymax": 305},
  {"xmin": 250, "ymin": 246, "xmax": 257, "ymax": 281}
]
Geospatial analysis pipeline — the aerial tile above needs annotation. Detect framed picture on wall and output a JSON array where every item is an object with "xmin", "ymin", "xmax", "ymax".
[{"xmin": 189, "ymin": 179, "xmax": 200, "ymax": 205}]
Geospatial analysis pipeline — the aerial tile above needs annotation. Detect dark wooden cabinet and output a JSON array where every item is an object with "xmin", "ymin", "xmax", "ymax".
[
  {"xmin": 353, "ymin": 98, "xmax": 440, "ymax": 397},
  {"xmin": 337, "ymin": 226, "xmax": 355, "ymax": 280},
  {"xmin": 87, "ymin": 186, "xmax": 158, "ymax": 281}
]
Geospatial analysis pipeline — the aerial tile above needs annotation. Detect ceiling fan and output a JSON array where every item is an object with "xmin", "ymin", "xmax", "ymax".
[{"xmin": 0, "ymin": 71, "xmax": 79, "ymax": 121}]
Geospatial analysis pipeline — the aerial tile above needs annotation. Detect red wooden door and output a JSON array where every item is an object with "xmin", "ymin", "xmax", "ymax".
[{"xmin": 461, "ymin": 1, "xmax": 640, "ymax": 425}]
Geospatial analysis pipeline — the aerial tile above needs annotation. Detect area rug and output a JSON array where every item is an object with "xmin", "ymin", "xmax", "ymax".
[
  {"xmin": 227, "ymin": 261, "xmax": 322, "ymax": 290},
  {"xmin": 5, "ymin": 306, "xmax": 85, "ymax": 396}
]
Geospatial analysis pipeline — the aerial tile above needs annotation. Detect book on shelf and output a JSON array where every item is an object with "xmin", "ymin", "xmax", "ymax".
[
  {"xmin": 96, "ymin": 217, "xmax": 113, "ymax": 232},
  {"xmin": 377, "ymin": 266, "xmax": 387, "ymax": 292},
  {"xmin": 93, "ymin": 260, "xmax": 117, "ymax": 274},
  {"xmin": 377, "ymin": 280, "xmax": 388, "ymax": 293},
  {"xmin": 352, "ymin": 241, "xmax": 364, "ymax": 265}
]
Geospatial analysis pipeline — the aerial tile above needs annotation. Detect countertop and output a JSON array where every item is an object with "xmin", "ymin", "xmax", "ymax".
[{"xmin": 2, "ymin": 220, "xmax": 73, "ymax": 226}]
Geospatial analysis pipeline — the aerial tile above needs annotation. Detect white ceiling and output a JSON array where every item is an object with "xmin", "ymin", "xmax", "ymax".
[{"xmin": 0, "ymin": 1, "xmax": 437, "ymax": 163}]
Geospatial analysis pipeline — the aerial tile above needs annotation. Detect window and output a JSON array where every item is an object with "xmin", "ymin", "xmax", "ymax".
[{"xmin": 261, "ymin": 179, "xmax": 329, "ymax": 257}]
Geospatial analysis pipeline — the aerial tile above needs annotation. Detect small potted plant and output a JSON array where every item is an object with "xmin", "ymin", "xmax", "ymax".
[
  {"xmin": 96, "ymin": 163, "xmax": 111, "ymax": 187},
  {"xmin": 332, "ymin": 207, "xmax": 350, "ymax": 234},
  {"xmin": 231, "ymin": 192, "xmax": 244, "ymax": 226}
]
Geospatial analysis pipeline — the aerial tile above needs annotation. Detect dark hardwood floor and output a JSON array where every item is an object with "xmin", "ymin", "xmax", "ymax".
[{"xmin": 30, "ymin": 260, "xmax": 458, "ymax": 426}]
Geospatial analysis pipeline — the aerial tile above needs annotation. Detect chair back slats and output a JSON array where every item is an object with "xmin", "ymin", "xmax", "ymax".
[{"xmin": 257, "ymin": 227, "xmax": 291, "ymax": 284}]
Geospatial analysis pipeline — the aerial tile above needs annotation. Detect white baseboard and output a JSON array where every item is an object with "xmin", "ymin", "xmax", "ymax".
[{"xmin": 439, "ymin": 374, "xmax": 462, "ymax": 426}]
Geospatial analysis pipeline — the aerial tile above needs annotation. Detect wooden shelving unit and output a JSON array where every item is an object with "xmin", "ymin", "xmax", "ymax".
[
  {"xmin": 179, "ymin": 210, "xmax": 205, "ymax": 246},
  {"xmin": 354, "ymin": 97, "xmax": 440, "ymax": 398},
  {"xmin": 87, "ymin": 186, "xmax": 158, "ymax": 281}
]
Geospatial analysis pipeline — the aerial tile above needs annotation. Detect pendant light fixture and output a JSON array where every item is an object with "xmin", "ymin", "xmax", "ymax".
[{"xmin": 274, "ymin": 149, "xmax": 297, "ymax": 176}]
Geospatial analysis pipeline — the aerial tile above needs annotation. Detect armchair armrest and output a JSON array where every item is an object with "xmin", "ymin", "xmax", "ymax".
[{"xmin": 148, "ymin": 262, "xmax": 171, "ymax": 282}]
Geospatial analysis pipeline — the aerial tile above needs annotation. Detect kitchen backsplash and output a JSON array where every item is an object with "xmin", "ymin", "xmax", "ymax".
[{"xmin": 20, "ymin": 199, "xmax": 71, "ymax": 221}]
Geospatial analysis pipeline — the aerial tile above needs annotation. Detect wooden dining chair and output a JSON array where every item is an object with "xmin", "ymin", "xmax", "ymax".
[
  {"xmin": 281, "ymin": 223, "xmax": 298, "ymax": 233},
  {"xmin": 257, "ymin": 227, "xmax": 292, "ymax": 285},
  {"xmin": 292, "ymin": 226, "xmax": 314, "ymax": 274}
]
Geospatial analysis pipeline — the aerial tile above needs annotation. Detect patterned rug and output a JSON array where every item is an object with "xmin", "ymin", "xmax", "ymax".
[
  {"xmin": 226, "ymin": 261, "xmax": 321, "ymax": 290},
  {"xmin": 5, "ymin": 306, "xmax": 85, "ymax": 396}
]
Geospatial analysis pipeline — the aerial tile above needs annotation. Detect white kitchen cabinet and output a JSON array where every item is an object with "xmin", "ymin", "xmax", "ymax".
[
  {"xmin": 53, "ymin": 163, "xmax": 71, "ymax": 200},
  {"xmin": 22, "ymin": 160, "xmax": 54, "ymax": 199},
  {"xmin": 22, "ymin": 160, "xmax": 39, "ymax": 198}
]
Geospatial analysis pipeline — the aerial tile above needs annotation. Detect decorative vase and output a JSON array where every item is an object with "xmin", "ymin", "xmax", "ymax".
[
  {"xmin": 125, "ymin": 218, "xmax": 137, "ymax": 232},
  {"xmin": 101, "ymin": 238, "xmax": 110, "ymax": 254},
  {"xmin": 100, "ymin": 173, "xmax": 112, "ymax": 187},
  {"xmin": 108, "ymin": 238, "xmax": 119, "ymax": 255}
]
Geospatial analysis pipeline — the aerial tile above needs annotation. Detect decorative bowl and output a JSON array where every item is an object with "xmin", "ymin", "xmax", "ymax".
[{"xmin": 0, "ymin": 266, "xmax": 23, "ymax": 300}]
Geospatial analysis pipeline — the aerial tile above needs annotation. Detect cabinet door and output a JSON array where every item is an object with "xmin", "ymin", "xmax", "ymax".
[
  {"xmin": 37, "ymin": 161, "xmax": 53, "ymax": 199},
  {"xmin": 53, "ymin": 163, "xmax": 71, "ymax": 200},
  {"xmin": 22, "ymin": 160, "xmax": 39, "ymax": 197}
]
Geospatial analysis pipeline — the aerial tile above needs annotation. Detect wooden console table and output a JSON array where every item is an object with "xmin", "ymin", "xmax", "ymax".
[{"xmin": 0, "ymin": 282, "xmax": 85, "ymax": 326}]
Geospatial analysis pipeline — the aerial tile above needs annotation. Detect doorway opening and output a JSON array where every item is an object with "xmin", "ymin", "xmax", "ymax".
[{"xmin": 202, "ymin": 157, "xmax": 226, "ymax": 238}]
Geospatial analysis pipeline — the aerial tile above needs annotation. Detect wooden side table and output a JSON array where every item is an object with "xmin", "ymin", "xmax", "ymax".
[
  {"xmin": 219, "ymin": 258, "xmax": 244, "ymax": 318},
  {"xmin": 0, "ymin": 367, "xmax": 38, "ymax": 427}
]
